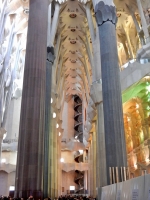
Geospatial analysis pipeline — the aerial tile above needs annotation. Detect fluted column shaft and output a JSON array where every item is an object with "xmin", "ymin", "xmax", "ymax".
[
  {"xmin": 95, "ymin": 2, "xmax": 127, "ymax": 185},
  {"xmin": 96, "ymin": 103, "xmax": 107, "ymax": 188},
  {"xmin": 92, "ymin": 131, "xmax": 96, "ymax": 197},
  {"xmin": 43, "ymin": 47, "xmax": 54, "ymax": 198},
  {"xmin": 15, "ymin": 0, "xmax": 49, "ymax": 199},
  {"xmin": 50, "ymin": 3, "xmax": 60, "ymax": 46}
]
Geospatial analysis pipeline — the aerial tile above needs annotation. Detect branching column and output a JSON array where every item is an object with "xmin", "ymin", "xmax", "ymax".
[
  {"xmin": 95, "ymin": 1, "xmax": 127, "ymax": 185},
  {"xmin": 136, "ymin": 0, "xmax": 150, "ymax": 43},
  {"xmin": 15, "ymin": 0, "xmax": 49, "ymax": 199}
]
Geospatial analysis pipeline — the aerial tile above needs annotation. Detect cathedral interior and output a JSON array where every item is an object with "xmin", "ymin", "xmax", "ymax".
[{"xmin": 0, "ymin": 0, "xmax": 150, "ymax": 199}]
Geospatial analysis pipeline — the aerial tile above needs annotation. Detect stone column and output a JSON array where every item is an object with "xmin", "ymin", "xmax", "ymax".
[
  {"xmin": 50, "ymin": 2, "xmax": 60, "ymax": 46},
  {"xmin": 47, "ymin": 3, "xmax": 52, "ymax": 47},
  {"xmin": 96, "ymin": 103, "xmax": 107, "ymax": 187},
  {"xmin": 2, "ymin": 38, "xmax": 21, "ymax": 129},
  {"xmin": 86, "ymin": 4, "xmax": 101, "ymax": 82},
  {"xmin": 92, "ymin": 131, "xmax": 96, "ymax": 197},
  {"xmin": 95, "ymin": 1, "xmax": 127, "ymax": 184},
  {"xmin": 123, "ymin": 28, "xmax": 134, "ymax": 59},
  {"xmin": 43, "ymin": 47, "xmax": 55, "ymax": 198},
  {"xmin": 87, "ymin": 146, "xmax": 91, "ymax": 195},
  {"xmin": 48, "ymin": 115, "xmax": 55, "ymax": 199},
  {"xmin": 122, "ymin": 40, "xmax": 130, "ymax": 60},
  {"xmin": 54, "ymin": 123, "xmax": 58, "ymax": 198},
  {"xmin": 58, "ymin": 136, "xmax": 62, "ymax": 197},
  {"xmin": 0, "ymin": 0, "xmax": 7, "ymax": 41},
  {"xmin": 85, "ymin": 3, "xmax": 95, "ymax": 43},
  {"xmin": 90, "ymin": 83, "xmax": 107, "ymax": 197},
  {"xmin": 126, "ymin": 5, "xmax": 144, "ymax": 46},
  {"xmin": 0, "ymin": 22, "xmax": 15, "ymax": 125},
  {"xmin": 136, "ymin": 0, "xmax": 150, "ymax": 43},
  {"xmin": 0, "ymin": 128, "xmax": 6, "ymax": 164},
  {"xmin": 15, "ymin": 0, "xmax": 49, "ymax": 199}
]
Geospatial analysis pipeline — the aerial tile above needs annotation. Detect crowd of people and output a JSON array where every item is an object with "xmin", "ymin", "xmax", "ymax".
[
  {"xmin": 0, "ymin": 195, "xmax": 96, "ymax": 200},
  {"xmin": 58, "ymin": 195, "xmax": 96, "ymax": 200}
]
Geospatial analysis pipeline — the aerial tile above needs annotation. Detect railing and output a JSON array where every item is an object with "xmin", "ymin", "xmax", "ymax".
[
  {"xmin": 3, "ymin": 138, "xmax": 18, "ymax": 143},
  {"xmin": 120, "ymin": 57, "xmax": 150, "ymax": 70}
]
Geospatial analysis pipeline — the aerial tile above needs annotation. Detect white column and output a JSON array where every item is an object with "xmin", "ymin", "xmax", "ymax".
[
  {"xmin": 0, "ymin": 0, "xmax": 7, "ymax": 40},
  {"xmin": 47, "ymin": 3, "xmax": 52, "ymax": 47},
  {"xmin": 2, "ymin": 39, "xmax": 21, "ymax": 128},
  {"xmin": 0, "ymin": 128, "xmax": 6, "ymax": 164},
  {"xmin": 0, "ymin": 22, "xmax": 15, "ymax": 125},
  {"xmin": 50, "ymin": 2, "xmax": 60, "ymax": 46},
  {"xmin": 136, "ymin": 0, "xmax": 150, "ymax": 43},
  {"xmin": 85, "ymin": 3, "xmax": 95, "ymax": 43},
  {"xmin": 85, "ymin": 35, "xmax": 94, "ymax": 71},
  {"xmin": 86, "ymin": 2, "xmax": 101, "ymax": 82}
]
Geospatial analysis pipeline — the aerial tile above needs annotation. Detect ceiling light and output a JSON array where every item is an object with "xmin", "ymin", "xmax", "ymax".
[
  {"xmin": 79, "ymin": 150, "xmax": 83, "ymax": 154},
  {"xmin": 9, "ymin": 186, "xmax": 15, "ymax": 191},
  {"xmin": 56, "ymin": 124, "xmax": 59, "ymax": 128},
  {"xmin": 3, "ymin": 133, "xmax": 7, "ymax": 140},
  {"xmin": 59, "ymin": 132, "xmax": 61, "ymax": 136},
  {"xmin": 51, "ymin": 98, "xmax": 53, "ymax": 103},
  {"xmin": 53, "ymin": 112, "xmax": 56, "ymax": 118},
  {"xmin": 60, "ymin": 158, "xmax": 64, "ymax": 162},
  {"xmin": 1, "ymin": 158, "xmax": 6, "ymax": 163}
]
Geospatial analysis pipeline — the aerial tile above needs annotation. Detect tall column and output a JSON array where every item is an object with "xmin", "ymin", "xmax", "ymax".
[
  {"xmin": 136, "ymin": 0, "xmax": 150, "ymax": 43},
  {"xmin": 122, "ymin": 40, "xmax": 129, "ymax": 60},
  {"xmin": 0, "ymin": 0, "xmax": 7, "ymax": 40},
  {"xmin": 48, "ymin": 115, "xmax": 55, "ymax": 199},
  {"xmin": 123, "ymin": 28, "xmax": 134, "ymax": 59},
  {"xmin": 96, "ymin": 103, "xmax": 107, "ymax": 187},
  {"xmin": 54, "ymin": 122, "xmax": 58, "ymax": 198},
  {"xmin": 50, "ymin": 2, "xmax": 60, "ymax": 46},
  {"xmin": 0, "ymin": 128, "xmax": 6, "ymax": 163},
  {"xmin": 85, "ymin": 3, "xmax": 95, "ymax": 43},
  {"xmin": 126, "ymin": 5, "xmax": 144, "ymax": 46},
  {"xmin": 47, "ymin": 3, "xmax": 52, "ymax": 47},
  {"xmin": 95, "ymin": 1, "xmax": 127, "ymax": 184},
  {"xmin": 90, "ymin": 83, "xmax": 107, "ymax": 198},
  {"xmin": 0, "ymin": 22, "xmax": 15, "ymax": 125},
  {"xmin": 43, "ymin": 47, "xmax": 55, "ymax": 198},
  {"xmin": 15, "ymin": 0, "xmax": 49, "ymax": 199},
  {"xmin": 87, "ymin": 146, "xmax": 91, "ymax": 195},
  {"xmin": 92, "ymin": 131, "xmax": 96, "ymax": 197},
  {"xmin": 86, "ymin": 5, "xmax": 101, "ymax": 82}
]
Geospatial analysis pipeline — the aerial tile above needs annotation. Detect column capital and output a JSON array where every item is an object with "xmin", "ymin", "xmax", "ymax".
[
  {"xmin": 95, "ymin": 1, "xmax": 117, "ymax": 26},
  {"xmin": 47, "ymin": 46, "xmax": 55, "ymax": 64}
]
